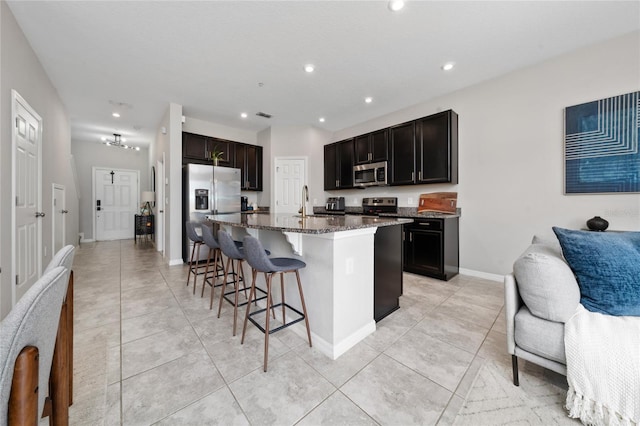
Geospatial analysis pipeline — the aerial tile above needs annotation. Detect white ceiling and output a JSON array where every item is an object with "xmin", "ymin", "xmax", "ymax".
[{"xmin": 7, "ymin": 1, "xmax": 640, "ymax": 149}]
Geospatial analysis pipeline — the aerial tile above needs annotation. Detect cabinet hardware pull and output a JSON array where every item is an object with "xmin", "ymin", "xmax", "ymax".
[
  {"xmin": 409, "ymin": 233, "xmax": 413, "ymax": 242},
  {"xmin": 418, "ymin": 222, "xmax": 431, "ymax": 226},
  {"xmin": 418, "ymin": 171, "xmax": 422, "ymax": 180},
  {"xmin": 411, "ymin": 172, "xmax": 414, "ymax": 181}
]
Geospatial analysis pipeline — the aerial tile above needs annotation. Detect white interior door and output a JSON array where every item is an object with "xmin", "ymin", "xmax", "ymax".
[
  {"xmin": 156, "ymin": 159, "xmax": 164, "ymax": 254},
  {"xmin": 12, "ymin": 90, "xmax": 43, "ymax": 304},
  {"xmin": 274, "ymin": 158, "xmax": 306, "ymax": 214},
  {"xmin": 94, "ymin": 168, "xmax": 138, "ymax": 241},
  {"xmin": 52, "ymin": 184, "xmax": 66, "ymax": 254}
]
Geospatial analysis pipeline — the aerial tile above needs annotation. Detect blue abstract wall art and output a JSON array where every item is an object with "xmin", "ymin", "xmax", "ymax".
[{"xmin": 564, "ymin": 91, "xmax": 639, "ymax": 194}]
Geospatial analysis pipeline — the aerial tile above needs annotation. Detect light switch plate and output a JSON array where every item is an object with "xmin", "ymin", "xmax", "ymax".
[{"xmin": 408, "ymin": 197, "xmax": 414, "ymax": 205}]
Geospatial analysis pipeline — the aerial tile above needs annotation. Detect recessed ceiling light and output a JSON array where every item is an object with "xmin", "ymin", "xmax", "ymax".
[
  {"xmin": 304, "ymin": 64, "xmax": 315, "ymax": 73},
  {"xmin": 112, "ymin": 112, "xmax": 120, "ymax": 118},
  {"xmin": 101, "ymin": 137, "xmax": 107, "ymax": 141},
  {"xmin": 442, "ymin": 62, "xmax": 455, "ymax": 71},
  {"xmin": 241, "ymin": 112, "xmax": 248, "ymax": 118},
  {"xmin": 135, "ymin": 147, "xmax": 140, "ymax": 151},
  {"xmin": 319, "ymin": 117, "xmax": 325, "ymax": 123},
  {"xmin": 365, "ymin": 97, "xmax": 373, "ymax": 104},
  {"xmin": 388, "ymin": 1, "xmax": 405, "ymax": 12},
  {"xmin": 121, "ymin": 137, "xmax": 127, "ymax": 142}
]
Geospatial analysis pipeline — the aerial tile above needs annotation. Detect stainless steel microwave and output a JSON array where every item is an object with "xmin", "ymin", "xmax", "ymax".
[{"xmin": 353, "ymin": 161, "xmax": 388, "ymax": 187}]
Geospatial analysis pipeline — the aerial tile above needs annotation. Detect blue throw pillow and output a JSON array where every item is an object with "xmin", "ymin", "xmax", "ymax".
[{"xmin": 552, "ymin": 227, "xmax": 640, "ymax": 316}]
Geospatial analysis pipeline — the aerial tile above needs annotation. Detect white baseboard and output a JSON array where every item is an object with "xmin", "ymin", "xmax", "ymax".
[
  {"xmin": 459, "ymin": 268, "xmax": 503, "ymax": 282},
  {"xmin": 168, "ymin": 258, "xmax": 184, "ymax": 266},
  {"xmin": 80, "ymin": 238, "xmax": 95, "ymax": 243}
]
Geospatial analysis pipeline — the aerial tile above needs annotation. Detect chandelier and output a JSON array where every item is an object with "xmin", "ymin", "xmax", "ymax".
[{"xmin": 103, "ymin": 133, "xmax": 140, "ymax": 151}]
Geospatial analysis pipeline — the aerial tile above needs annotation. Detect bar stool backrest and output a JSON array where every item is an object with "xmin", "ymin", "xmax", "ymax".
[
  {"xmin": 217, "ymin": 230, "xmax": 243, "ymax": 260},
  {"xmin": 0, "ymin": 266, "xmax": 70, "ymax": 424},
  {"xmin": 44, "ymin": 245, "xmax": 75, "ymax": 274},
  {"xmin": 243, "ymin": 236, "xmax": 276, "ymax": 273},
  {"xmin": 185, "ymin": 221, "xmax": 203, "ymax": 243},
  {"xmin": 200, "ymin": 225, "xmax": 220, "ymax": 250}
]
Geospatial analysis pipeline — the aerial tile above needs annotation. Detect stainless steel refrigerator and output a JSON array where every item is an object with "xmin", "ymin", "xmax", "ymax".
[{"xmin": 183, "ymin": 164, "xmax": 241, "ymax": 262}]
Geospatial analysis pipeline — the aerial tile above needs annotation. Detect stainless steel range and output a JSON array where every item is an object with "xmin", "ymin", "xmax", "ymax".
[{"xmin": 362, "ymin": 197, "xmax": 398, "ymax": 215}]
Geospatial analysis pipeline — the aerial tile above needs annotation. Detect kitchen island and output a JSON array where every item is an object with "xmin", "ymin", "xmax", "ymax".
[{"xmin": 206, "ymin": 212, "xmax": 412, "ymax": 359}]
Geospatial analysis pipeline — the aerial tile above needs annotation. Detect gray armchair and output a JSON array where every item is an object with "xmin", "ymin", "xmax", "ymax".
[{"xmin": 504, "ymin": 238, "xmax": 580, "ymax": 385}]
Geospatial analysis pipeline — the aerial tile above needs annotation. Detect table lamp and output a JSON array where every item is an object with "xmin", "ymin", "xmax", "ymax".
[{"xmin": 141, "ymin": 191, "xmax": 155, "ymax": 215}]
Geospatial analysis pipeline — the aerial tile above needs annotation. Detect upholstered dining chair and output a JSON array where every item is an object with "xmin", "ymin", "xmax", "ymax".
[
  {"xmin": 44, "ymin": 245, "xmax": 75, "ymax": 406},
  {"xmin": 0, "ymin": 266, "xmax": 70, "ymax": 425}
]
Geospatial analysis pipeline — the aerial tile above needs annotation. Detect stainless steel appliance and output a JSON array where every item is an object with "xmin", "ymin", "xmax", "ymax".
[
  {"xmin": 241, "ymin": 196, "xmax": 248, "ymax": 211},
  {"xmin": 183, "ymin": 164, "xmax": 241, "ymax": 262},
  {"xmin": 325, "ymin": 196, "xmax": 345, "ymax": 212},
  {"xmin": 353, "ymin": 161, "xmax": 388, "ymax": 187},
  {"xmin": 362, "ymin": 197, "xmax": 397, "ymax": 215}
]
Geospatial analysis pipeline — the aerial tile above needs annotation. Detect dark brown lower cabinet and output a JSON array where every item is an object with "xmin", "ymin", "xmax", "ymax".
[{"xmin": 403, "ymin": 217, "xmax": 458, "ymax": 280}]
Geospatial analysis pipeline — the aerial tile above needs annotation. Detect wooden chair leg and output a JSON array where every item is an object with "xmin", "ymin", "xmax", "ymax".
[
  {"xmin": 8, "ymin": 346, "xmax": 39, "ymax": 426},
  {"xmin": 50, "ymin": 301, "xmax": 69, "ymax": 426}
]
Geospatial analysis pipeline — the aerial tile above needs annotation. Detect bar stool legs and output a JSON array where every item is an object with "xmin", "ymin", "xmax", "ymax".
[
  {"xmin": 241, "ymin": 269, "xmax": 312, "ymax": 372},
  {"xmin": 216, "ymin": 256, "xmax": 248, "ymax": 336},
  {"xmin": 186, "ymin": 239, "xmax": 201, "ymax": 290},
  {"xmin": 202, "ymin": 247, "xmax": 224, "ymax": 299}
]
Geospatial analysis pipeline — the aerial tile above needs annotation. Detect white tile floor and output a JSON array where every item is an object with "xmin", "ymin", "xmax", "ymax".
[{"xmin": 66, "ymin": 240, "xmax": 562, "ymax": 425}]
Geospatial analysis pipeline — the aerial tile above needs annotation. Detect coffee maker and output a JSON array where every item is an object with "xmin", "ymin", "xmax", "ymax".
[{"xmin": 241, "ymin": 196, "xmax": 248, "ymax": 211}]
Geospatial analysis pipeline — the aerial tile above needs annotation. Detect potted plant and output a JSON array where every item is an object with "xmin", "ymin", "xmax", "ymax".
[{"xmin": 210, "ymin": 148, "xmax": 224, "ymax": 166}]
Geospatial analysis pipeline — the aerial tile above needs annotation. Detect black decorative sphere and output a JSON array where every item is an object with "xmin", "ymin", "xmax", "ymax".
[{"xmin": 586, "ymin": 216, "xmax": 609, "ymax": 231}]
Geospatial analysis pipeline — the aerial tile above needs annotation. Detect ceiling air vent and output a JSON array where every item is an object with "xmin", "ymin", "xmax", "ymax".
[{"xmin": 256, "ymin": 112, "xmax": 272, "ymax": 119}]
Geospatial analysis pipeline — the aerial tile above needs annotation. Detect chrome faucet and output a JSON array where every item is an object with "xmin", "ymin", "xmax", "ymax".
[{"xmin": 299, "ymin": 185, "xmax": 309, "ymax": 218}]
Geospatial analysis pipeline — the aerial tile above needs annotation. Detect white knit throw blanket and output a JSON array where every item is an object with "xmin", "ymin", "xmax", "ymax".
[{"xmin": 565, "ymin": 305, "xmax": 640, "ymax": 426}]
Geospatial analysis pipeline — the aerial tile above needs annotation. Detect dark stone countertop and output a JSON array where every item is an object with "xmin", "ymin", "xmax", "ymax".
[
  {"xmin": 206, "ymin": 212, "xmax": 412, "ymax": 234},
  {"xmin": 312, "ymin": 206, "xmax": 461, "ymax": 219}
]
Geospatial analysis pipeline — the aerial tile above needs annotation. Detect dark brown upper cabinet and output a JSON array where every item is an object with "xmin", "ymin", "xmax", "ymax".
[
  {"xmin": 182, "ymin": 132, "xmax": 233, "ymax": 165},
  {"xmin": 388, "ymin": 121, "xmax": 416, "ymax": 185},
  {"xmin": 354, "ymin": 129, "xmax": 388, "ymax": 165},
  {"xmin": 415, "ymin": 110, "xmax": 458, "ymax": 184},
  {"xmin": 324, "ymin": 138, "xmax": 354, "ymax": 190},
  {"xmin": 235, "ymin": 143, "xmax": 263, "ymax": 191}
]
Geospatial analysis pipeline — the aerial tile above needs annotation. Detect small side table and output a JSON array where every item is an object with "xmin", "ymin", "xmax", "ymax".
[{"xmin": 135, "ymin": 214, "xmax": 154, "ymax": 244}]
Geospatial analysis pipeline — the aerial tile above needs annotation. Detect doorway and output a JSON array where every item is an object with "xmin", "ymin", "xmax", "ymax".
[
  {"xmin": 93, "ymin": 167, "xmax": 139, "ymax": 241},
  {"xmin": 156, "ymin": 158, "xmax": 165, "ymax": 255},
  {"xmin": 273, "ymin": 157, "xmax": 307, "ymax": 214},
  {"xmin": 52, "ymin": 184, "xmax": 66, "ymax": 254},
  {"xmin": 12, "ymin": 90, "xmax": 43, "ymax": 305}
]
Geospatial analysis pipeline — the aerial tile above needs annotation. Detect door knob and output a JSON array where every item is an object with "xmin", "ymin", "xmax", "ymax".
[
  {"xmin": 159, "ymin": 210, "xmax": 164, "ymax": 213},
  {"xmin": 35, "ymin": 212, "xmax": 45, "ymax": 218},
  {"xmin": 61, "ymin": 210, "xmax": 69, "ymax": 214}
]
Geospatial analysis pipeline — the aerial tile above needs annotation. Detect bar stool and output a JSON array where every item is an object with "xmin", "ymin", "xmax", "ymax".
[
  {"xmin": 199, "ymin": 225, "xmax": 226, "ymax": 302},
  {"xmin": 216, "ymin": 230, "xmax": 270, "ymax": 336},
  {"xmin": 241, "ymin": 235, "xmax": 312, "ymax": 372},
  {"xmin": 185, "ymin": 221, "xmax": 208, "ymax": 293}
]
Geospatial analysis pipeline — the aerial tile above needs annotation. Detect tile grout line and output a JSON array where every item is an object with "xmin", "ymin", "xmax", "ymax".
[{"xmin": 157, "ymin": 260, "xmax": 255, "ymax": 425}]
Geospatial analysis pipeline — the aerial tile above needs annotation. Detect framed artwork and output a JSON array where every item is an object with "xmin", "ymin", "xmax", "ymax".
[{"xmin": 564, "ymin": 91, "xmax": 639, "ymax": 194}]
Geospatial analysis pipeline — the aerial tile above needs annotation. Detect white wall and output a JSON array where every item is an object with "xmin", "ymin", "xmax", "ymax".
[
  {"xmin": 269, "ymin": 125, "xmax": 333, "ymax": 209},
  {"xmin": 71, "ymin": 141, "xmax": 149, "ymax": 241},
  {"xmin": 1, "ymin": 1, "xmax": 79, "ymax": 318},
  {"xmin": 332, "ymin": 31, "xmax": 640, "ymax": 277}
]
